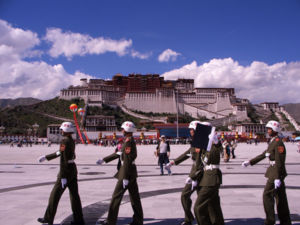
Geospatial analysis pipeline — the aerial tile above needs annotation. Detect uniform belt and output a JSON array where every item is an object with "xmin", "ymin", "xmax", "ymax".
[
  {"xmin": 204, "ymin": 164, "xmax": 219, "ymax": 170},
  {"xmin": 269, "ymin": 161, "xmax": 275, "ymax": 166},
  {"xmin": 68, "ymin": 160, "xmax": 75, "ymax": 164},
  {"xmin": 120, "ymin": 160, "xmax": 135, "ymax": 165}
]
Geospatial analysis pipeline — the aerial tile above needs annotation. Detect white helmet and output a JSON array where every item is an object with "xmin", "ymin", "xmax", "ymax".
[
  {"xmin": 266, "ymin": 120, "xmax": 281, "ymax": 133},
  {"xmin": 188, "ymin": 120, "xmax": 201, "ymax": 130},
  {"xmin": 59, "ymin": 122, "xmax": 75, "ymax": 133},
  {"xmin": 121, "ymin": 121, "xmax": 136, "ymax": 133},
  {"xmin": 201, "ymin": 121, "xmax": 211, "ymax": 126}
]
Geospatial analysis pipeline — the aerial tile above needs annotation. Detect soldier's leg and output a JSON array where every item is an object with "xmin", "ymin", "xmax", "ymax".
[
  {"xmin": 194, "ymin": 186, "xmax": 215, "ymax": 225},
  {"xmin": 106, "ymin": 179, "xmax": 126, "ymax": 225},
  {"xmin": 275, "ymin": 181, "xmax": 291, "ymax": 225},
  {"xmin": 68, "ymin": 177, "xmax": 84, "ymax": 223},
  {"xmin": 44, "ymin": 178, "xmax": 66, "ymax": 223},
  {"xmin": 181, "ymin": 183, "xmax": 195, "ymax": 223},
  {"xmin": 208, "ymin": 189, "xmax": 224, "ymax": 225},
  {"xmin": 263, "ymin": 181, "xmax": 276, "ymax": 225},
  {"xmin": 128, "ymin": 179, "xmax": 143, "ymax": 225}
]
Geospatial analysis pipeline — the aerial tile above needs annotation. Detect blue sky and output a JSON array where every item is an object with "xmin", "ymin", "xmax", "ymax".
[{"xmin": 1, "ymin": 0, "xmax": 300, "ymax": 103}]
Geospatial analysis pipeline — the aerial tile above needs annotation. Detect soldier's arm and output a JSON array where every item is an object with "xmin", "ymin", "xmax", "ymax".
[
  {"xmin": 45, "ymin": 151, "xmax": 61, "ymax": 161},
  {"xmin": 60, "ymin": 141, "xmax": 71, "ymax": 178},
  {"xmin": 103, "ymin": 153, "xmax": 120, "ymax": 163},
  {"xmin": 274, "ymin": 141, "xmax": 286, "ymax": 179},
  {"xmin": 45, "ymin": 141, "xmax": 67, "ymax": 161},
  {"xmin": 173, "ymin": 148, "xmax": 192, "ymax": 165},
  {"xmin": 122, "ymin": 142, "xmax": 137, "ymax": 180},
  {"xmin": 250, "ymin": 150, "xmax": 267, "ymax": 165},
  {"xmin": 189, "ymin": 152, "xmax": 204, "ymax": 181}
]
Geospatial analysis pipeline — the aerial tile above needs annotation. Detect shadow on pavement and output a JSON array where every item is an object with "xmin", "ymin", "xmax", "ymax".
[
  {"xmin": 225, "ymin": 218, "xmax": 264, "ymax": 224},
  {"xmin": 117, "ymin": 217, "xmax": 300, "ymax": 225}
]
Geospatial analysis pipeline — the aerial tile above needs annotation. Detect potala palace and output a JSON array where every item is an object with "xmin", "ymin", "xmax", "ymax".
[{"xmin": 59, "ymin": 74, "xmax": 249, "ymax": 122}]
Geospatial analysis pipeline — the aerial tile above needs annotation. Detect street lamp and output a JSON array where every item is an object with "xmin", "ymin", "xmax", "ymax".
[
  {"xmin": 0, "ymin": 126, "xmax": 5, "ymax": 136},
  {"xmin": 32, "ymin": 123, "xmax": 39, "ymax": 136},
  {"xmin": 176, "ymin": 89, "xmax": 179, "ymax": 139},
  {"xmin": 27, "ymin": 128, "xmax": 32, "ymax": 136}
]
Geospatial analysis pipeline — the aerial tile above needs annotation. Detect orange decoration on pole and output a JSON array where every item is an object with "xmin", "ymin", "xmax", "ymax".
[
  {"xmin": 77, "ymin": 107, "xmax": 91, "ymax": 144},
  {"xmin": 70, "ymin": 104, "xmax": 84, "ymax": 144}
]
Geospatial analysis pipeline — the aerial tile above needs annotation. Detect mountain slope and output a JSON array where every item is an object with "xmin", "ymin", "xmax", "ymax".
[
  {"xmin": 283, "ymin": 103, "xmax": 300, "ymax": 123},
  {"xmin": 0, "ymin": 98, "xmax": 42, "ymax": 108}
]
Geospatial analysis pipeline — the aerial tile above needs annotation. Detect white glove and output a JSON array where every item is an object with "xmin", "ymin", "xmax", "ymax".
[
  {"xmin": 96, "ymin": 158, "xmax": 104, "ymax": 165},
  {"xmin": 38, "ymin": 155, "xmax": 46, "ymax": 163},
  {"xmin": 185, "ymin": 177, "xmax": 192, "ymax": 184},
  {"xmin": 274, "ymin": 179, "xmax": 281, "ymax": 189},
  {"xmin": 242, "ymin": 160, "xmax": 250, "ymax": 167},
  {"xmin": 61, "ymin": 178, "xmax": 67, "ymax": 189},
  {"xmin": 191, "ymin": 180, "xmax": 198, "ymax": 191},
  {"xmin": 165, "ymin": 162, "xmax": 173, "ymax": 171},
  {"xmin": 123, "ymin": 179, "xmax": 129, "ymax": 189}
]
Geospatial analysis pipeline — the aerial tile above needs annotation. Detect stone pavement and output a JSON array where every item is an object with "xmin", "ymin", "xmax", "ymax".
[{"xmin": 0, "ymin": 142, "xmax": 300, "ymax": 225}]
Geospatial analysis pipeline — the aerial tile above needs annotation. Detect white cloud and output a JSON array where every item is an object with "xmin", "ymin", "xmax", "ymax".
[
  {"xmin": 131, "ymin": 50, "xmax": 152, "ymax": 59},
  {"xmin": 0, "ymin": 19, "xmax": 41, "ymax": 58},
  {"xmin": 0, "ymin": 20, "xmax": 93, "ymax": 100},
  {"xmin": 44, "ymin": 28, "xmax": 133, "ymax": 60},
  {"xmin": 158, "ymin": 48, "xmax": 181, "ymax": 62},
  {"xmin": 0, "ymin": 55, "xmax": 92, "ymax": 100},
  {"xmin": 162, "ymin": 58, "xmax": 300, "ymax": 104}
]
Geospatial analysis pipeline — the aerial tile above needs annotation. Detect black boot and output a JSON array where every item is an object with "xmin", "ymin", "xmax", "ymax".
[{"xmin": 37, "ymin": 217, "xmax": 53, "ymax": 225}]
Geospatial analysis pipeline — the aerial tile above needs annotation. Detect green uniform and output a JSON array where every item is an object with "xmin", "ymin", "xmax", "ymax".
[
  {"xmin": 194, "ymin": 143, "xmax": 224, "ymax": 225},
  {"xmin": 43, "ymin": 136, "xmax": 84, "ymax": 224},
  {"xmin": 103, "ymin": 136, "xmax": 143, "ymax": 225},
  {"xmin": 173, "ymin": 146, "xmax": 203, "ymax": 224},
  {"xmin": 249, "ymin": 136, "xmax": 291, "ymax": 225}
]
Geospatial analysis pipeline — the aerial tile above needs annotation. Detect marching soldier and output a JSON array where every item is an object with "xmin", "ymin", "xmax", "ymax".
[
  {"xmin": 194, "ymin": 124, "xmax": 224, "ymax": 225},
  {"xmin": 37, "ymin": 122, "xmax": 85, "ymax": 225},
  {"xmin": 96, "ymin": 121, "xmax": 143, "ymax": 225},
  {"xmin": 165, "ymin": 120, "xmax": 204, "ymax": 225},
  {"xmin": 242, "ymin": 120, "xmax": 291, "ymax": 225}
]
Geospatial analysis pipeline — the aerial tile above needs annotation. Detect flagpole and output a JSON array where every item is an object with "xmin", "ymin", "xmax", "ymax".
[{"xmin": 176, "ymin": 88, "xmax": 179, "ymax": 139}]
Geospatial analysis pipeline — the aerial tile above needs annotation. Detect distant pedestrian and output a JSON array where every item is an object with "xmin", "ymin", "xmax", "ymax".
[
  {"xmin": 230, "ymin": 139, "xmax": 237, "ymax": 159},
  {"xmin": 155, "ymin": 135, "xmax": 171, "ymax": 175},
  {"xmin": 295, "ymin": 136, "xmax": 300, "ymax": 153},
  {"xmin": 222, "ymin": 140, "xmax": 230, "ymax": 162}
]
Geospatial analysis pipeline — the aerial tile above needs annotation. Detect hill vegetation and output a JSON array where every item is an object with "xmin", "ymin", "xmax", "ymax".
[{"xmin": 0, "ymin": 97, "xmax": 85, "ymax": 136}]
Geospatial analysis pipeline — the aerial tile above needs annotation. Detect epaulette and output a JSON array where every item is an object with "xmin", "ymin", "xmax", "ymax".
[{"xmin": 275, "ymin": 137, "xmax": 280, "ymax": 142}]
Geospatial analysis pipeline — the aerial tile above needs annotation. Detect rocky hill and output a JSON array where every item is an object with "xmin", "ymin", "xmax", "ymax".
[
  {"xmin": 0, "ymin": 98, "xmax": 42, "ymax": 108},
  {"xmin": 283, "ymin": 103, "xmax": 300, "ymax": 123}
]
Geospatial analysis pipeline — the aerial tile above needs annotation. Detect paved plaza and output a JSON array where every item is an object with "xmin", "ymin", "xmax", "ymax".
[{"xmin": 0, "ymin": 142, "xmax": 300, "ymax": 225}]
